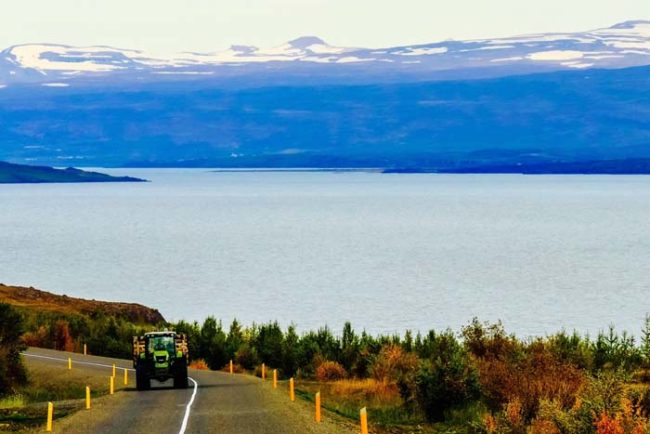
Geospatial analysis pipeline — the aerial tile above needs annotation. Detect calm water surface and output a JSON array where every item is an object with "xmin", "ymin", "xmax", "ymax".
[{"xmin": 1, "ymin": 170, "xmax": 649, "ymax": 336}]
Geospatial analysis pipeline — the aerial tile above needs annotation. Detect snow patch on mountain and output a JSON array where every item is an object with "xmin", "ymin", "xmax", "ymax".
[
  {"xmin": 606, "ymin": 40, "xmax": 650, "ymax": 50},
  {"xmin": 485, "ymin": 34, "xmax": 596, "ymax": 45},
  {"xmin": 399, "ymin": 47, "xmax": 448, "ymax": 56},
  {"xmin": 42, "ymin": 82, "xmax": 69, "ymax": 87},
  {"xmin": 562, "ymin": 61, "xmax": 594, "ymax": 69},
  {"xmin": 1, "ymin": 21, "xmax": 648, "ymax": 82},
  {"xmin": 307, "ymin": 43, "xmax": 348, "ymax": 55},
  {"xmin": 8, "ymin": 44, "xmax": 126, "ymax": 72},
  {"xmin": 153, "ymin": 71, "xmax": 215, "ymax": 75},
  {"xmin": 528, "ymin": 50, "xmax": 585, "ymax": 61},
  {"xmin": 337, "ymin": 56, "xmax": 372, "ymax": 63},
  {"xmin": 157, "ymin": 37, "xmax": 354, "ymax": 65},
  {"xmin": 491, "ymin": 56, "xmax": 524, "ymax": 62},
  {"xmin": 464, "ymin": 45, "xmax": 515, "ymax": 51}
]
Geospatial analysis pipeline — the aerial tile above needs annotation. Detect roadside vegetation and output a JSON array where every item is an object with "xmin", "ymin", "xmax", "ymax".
[
  {"xmin": 5, "ymin": 284, "xmax": 650, "ymax": 432},
  {"xmin": 172, "ymin": 316, "xmax": 650, "ymax": 433}
]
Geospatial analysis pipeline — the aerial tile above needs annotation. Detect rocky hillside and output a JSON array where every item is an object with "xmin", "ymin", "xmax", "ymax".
[{"xmin": 0, "ymin": 284, "xmax": 165, "ymax": 325}]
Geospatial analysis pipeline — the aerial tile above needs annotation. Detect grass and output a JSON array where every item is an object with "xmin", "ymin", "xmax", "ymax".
[
  {"xmin": 296, "ymin": 378, "xmax": 423, "ymax": 429},
  {"xmin": 293, "ymin": 378, "xmax": 486, "ymax": 433},
  {"xmin": 20, "ymin": 363, "xmax": 117, "ymax": 403},
  {"xmin": 0, "ymin": 403, "xmax": 79, "ymax": 433},
  {"xmin": 0, "ymin": 396, "xmax": 25, "ymax": 410},
  {"xmin": 0, "ymin": 360, "xmax": 126, "ymax": 432},
  {"xmin": 329, "ymin": 379, "xmax": 400, "ymax": 405}
]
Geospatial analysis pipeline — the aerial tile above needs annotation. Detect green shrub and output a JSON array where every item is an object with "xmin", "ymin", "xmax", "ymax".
[
  {"xmin": 235, "ymin": 342, "xmax": 259, "ymax": 370},
  {"xmin": 415, "ymin": 331, "xmax": 479, "ymax": 422},
  {"xmin": 0, "ymin": 304, "xmax": 27, "ymax": 395}
]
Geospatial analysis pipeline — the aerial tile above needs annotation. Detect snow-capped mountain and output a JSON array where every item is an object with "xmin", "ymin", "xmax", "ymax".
[
  {"xmin": 0, "ymin": 21, "xmax": 649, "ymax": 86},
  {"xmin": 0, "ymin": 21, "xmax": 648, "ymax": 169}
]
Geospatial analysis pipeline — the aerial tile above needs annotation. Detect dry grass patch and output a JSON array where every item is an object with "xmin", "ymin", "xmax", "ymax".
[
  {"xmin": 296, "ymin": 378, "xmax": 420, "ymax": 428},
  {"xmin": 329, "ymin": 379, "xmax": 401, "ymax": 406},
  {"xmin": 189, "ymin": 359, "xmax": 209, "ymax": 370}
]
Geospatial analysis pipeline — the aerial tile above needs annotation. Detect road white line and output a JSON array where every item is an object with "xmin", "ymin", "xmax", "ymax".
[
  {"xmin": 179, "ymin": 377, "xmax": 198, "ymax": 434},
  {"xmin": 21, "ymin": 352, "xmax": 135, "ymax": 371}
]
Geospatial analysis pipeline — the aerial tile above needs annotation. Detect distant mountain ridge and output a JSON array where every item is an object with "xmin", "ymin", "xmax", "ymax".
[
  {"xmin": 0, "ymin": 21, "xmax": 648, "ymax": 169},
  {"xmin": 1, "ymin": 64, "xmax": 648, "ymax": 169},
  {"xmin": 0, "ymin": 21, "xmax": 649, "ymax": 86},
  {"xmin": 385, "ymin": 158, "xmax": 650, "ymax": 174}
]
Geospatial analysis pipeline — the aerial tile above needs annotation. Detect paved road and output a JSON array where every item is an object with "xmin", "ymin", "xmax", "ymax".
[{"xmin": 23, "ymin": 348, "xmax": 356, "ymax": 434}]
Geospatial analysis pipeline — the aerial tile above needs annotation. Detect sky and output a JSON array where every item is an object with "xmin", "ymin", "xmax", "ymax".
[{"xmin": 1, "ymin": 0, "xmax": 648, "ymax": 55}]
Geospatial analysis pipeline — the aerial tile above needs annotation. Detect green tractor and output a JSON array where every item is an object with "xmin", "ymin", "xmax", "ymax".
[{"xmin": 132, "ymin": 331, "xmax": 189, "ymax": 390}]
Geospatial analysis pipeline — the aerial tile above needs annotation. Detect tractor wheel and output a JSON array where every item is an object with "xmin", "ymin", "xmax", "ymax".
[
  {"xmin": 136, "ymin": 365, "xmax": 150, "ymax": 391},
  {"xmin": 174, "ymin": 359, "xmax": 189, "ymax": 389}
]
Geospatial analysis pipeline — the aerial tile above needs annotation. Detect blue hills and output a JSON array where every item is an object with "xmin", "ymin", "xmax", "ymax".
[
  {"xmin": 0, "ymin": 21, "xmax": 648, "ymax": 170},
  {"xmin": 0, "ymin": 65, "xmax": 648, "ymax": 169}
]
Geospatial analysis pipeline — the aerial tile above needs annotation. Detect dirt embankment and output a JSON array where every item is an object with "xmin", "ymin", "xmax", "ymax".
[{"xmin": 0, "ymin": 283, "xmax": 165, "ymax": 325}]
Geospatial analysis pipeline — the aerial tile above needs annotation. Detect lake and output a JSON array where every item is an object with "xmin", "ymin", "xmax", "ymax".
[{"xmin": 1, "ymin": 170, "xmax": 649, "ymax": 337}]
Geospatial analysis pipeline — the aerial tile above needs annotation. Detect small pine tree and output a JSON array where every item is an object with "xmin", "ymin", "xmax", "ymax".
[
  {"xmin": 641, "ymin": 315, "xmax": 650, "ymax": 367},
  {"xmin": 340, "ymin": 322, "xmax": 359, "ymax": 372},
  {"xmin": 199, "ymin": 316, "xmax": 227, "ymax": 370},
  {"xmin": 255, "ymin": 322, "xmax": 284, "ymax": 368},
  {"xmin": 225, "ymin": 319, "xmax": 243, "ymax": 361},
  {"xmin": 403, "ymin": 330, "xmax": 413, "ymax": 353},
  {"xmin": 282, "ymin": 324, "xmax": 299, "ymax": 376}
]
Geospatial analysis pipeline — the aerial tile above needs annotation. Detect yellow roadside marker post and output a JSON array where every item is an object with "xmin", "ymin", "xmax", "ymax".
[
  {"xmin": 124, "ymin": 368, "xmax": 128, "ymax": 386},
  {"xmin": 68, "ymin": 357, "xmax": 72, "ymax": 370},
  {"xmin": 229, "ymin": 360, "xmax": 233, "ymax": 375},
  {"xmin": 289, "ymin": 377, "xmax": 295, "ymax": 402},
  {"xmin": 110, "ymin": 376, "xmax": 115, "ymax": 395},
  {"xmin": 262, "ymin": 363, "xmax": 266, "ymax": 380},
  {"xmin": 360, "ymin": 407, "xmax": 368, "ymax": 434},
  {"xmin": 86, "ymin": 386, "xmax": 91, "ymax": 409},
  {"xmin": 83, "ymin": 343, "xmax": 87, "ymax": 356},
  {"xmin": 315, "ymin": 392, "xmax": 321, "ymax": 423},
  {"xmin": 273, "ymin": 369, "xmax": 277, "ymax": 389},
  {"xmin": 112, "ymin": 364, "xmax": 116, "ymax": 377},
  {"xmin": 46, "ymin": 402, "xmax": 54, "ymax": 431}
]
